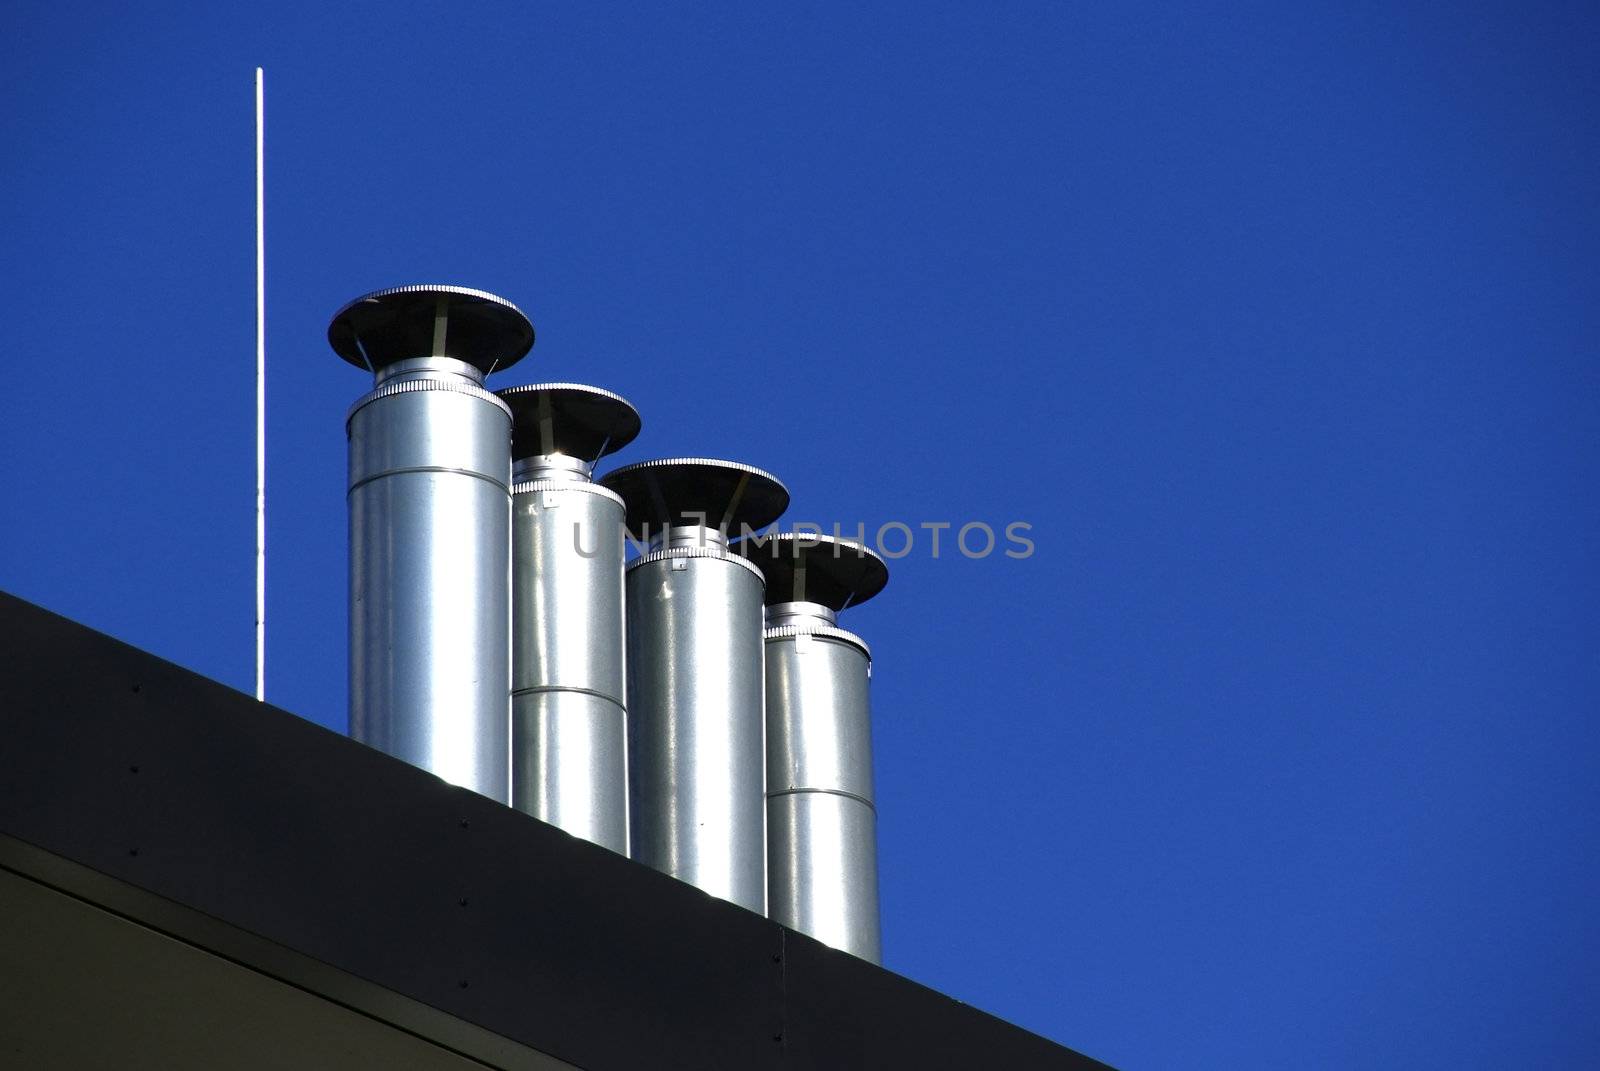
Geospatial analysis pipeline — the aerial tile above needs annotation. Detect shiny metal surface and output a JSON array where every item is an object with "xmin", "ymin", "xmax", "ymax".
[
  {"xmin": 514, "ymin": 454, "xmax": 590, "ymax": 482},
  {"xmin": 514, "ymin": 689, "xmax": 628, "ymax": 854},
  {"xmin": 736, "ymin": 533, "xmax": 888, "ymax": 961},
  {"xmin": 767, "ymin": 601, "xmax": 837, "ymax": 629},
  {"xmin": 764, "ymin": 604, "xmax": 881, "ymax": 962},
  {"xmin": 510, "ymin": 477, "xmax": 629, "ymax": 852},
  {"xmin": 348, "ymin": 368, "xmax": 513, "ymax": 802},
  {"xmin": 500, "ymin": 382, "xmax": 638, "ymax": 852},
  {"xmin": 337, "ymin": 285, "xmax": 529, "ymax": 807},
  {"xmin": 625, "ymin": 539, "xmax": 769, "ymax": 913},
  {"xmin": 767, "ymin": 794, "xmax": 879, "ymax": 959}
]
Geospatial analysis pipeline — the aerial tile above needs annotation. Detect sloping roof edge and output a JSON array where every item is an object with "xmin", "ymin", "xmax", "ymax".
[{"xmin": 0, "ymin": 590, "xmax": 1110, "ymax": 1071}]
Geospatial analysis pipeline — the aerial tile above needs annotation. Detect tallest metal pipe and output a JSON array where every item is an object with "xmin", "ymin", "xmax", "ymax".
[{"xmin": 328, "ymin": 285, "xmax": 533, "ymax": 804}]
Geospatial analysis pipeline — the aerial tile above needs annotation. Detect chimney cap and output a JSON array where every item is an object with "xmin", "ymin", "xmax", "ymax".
[
  {"xmin": 599, "ymin": 458, "xmax": 789, "ymax": 538},
  {"xmin": 497, "ymin": 383, "xmax": 641, "ymax": 463},
  {"xmin": 328, "ymin": 285, "xmax": 534, "ymax": 375},
  {"xmin": 734, "ymin": 532, "xmax": 889, "ymax": 611}
]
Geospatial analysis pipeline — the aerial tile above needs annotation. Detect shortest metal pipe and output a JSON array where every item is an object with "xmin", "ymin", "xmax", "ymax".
[{"xmin": 736, "ymin": 533, "xmax": 888, "ymax": 962}]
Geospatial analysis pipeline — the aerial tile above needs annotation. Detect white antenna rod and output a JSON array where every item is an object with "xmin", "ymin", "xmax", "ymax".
[{"xmin": 254, "ymin": 67, "xmax": 266, "ymax": 702}]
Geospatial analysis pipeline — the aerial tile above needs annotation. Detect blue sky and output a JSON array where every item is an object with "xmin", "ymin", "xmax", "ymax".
[{"xmin": 3, "ymin": 2, "xmax": 1596, "ymax": 1066}]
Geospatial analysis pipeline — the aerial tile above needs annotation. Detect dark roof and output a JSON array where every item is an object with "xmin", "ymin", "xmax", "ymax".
[{"xmin": 0, "ymin": 590, "xmax": 1112, "ymax": 1070}]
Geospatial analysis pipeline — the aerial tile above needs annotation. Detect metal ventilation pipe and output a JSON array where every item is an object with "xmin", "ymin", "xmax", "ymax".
[
  {"xmin": 598, "ymin": 459, "xmax": 789, "ymax": 913},
  {"xmin": 496, "ymin": 384, "xmax": 640, "ymax": 854},
  {"xmin": 328, "ymin": 285, "xmax": 533, "ymax": 804},
  {"xmin": 735, "ymin": 533, "xmax": 889, "ymax": 962}
]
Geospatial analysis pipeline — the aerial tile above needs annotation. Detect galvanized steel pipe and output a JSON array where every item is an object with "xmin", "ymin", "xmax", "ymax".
[
  {"xmin": 738, "ymin": 533, "xmax": 888, "ymax": 961},
  {"xmin": 330, "ymin": 285, "xmax": 532, "ymax": 804},
  {"xmin": 600, "ymin": 459, "xmax": 789, "ymax": 913},
  {"xmin": 499, "ymin": 384, "xmax": 639, "ymax": 853}
]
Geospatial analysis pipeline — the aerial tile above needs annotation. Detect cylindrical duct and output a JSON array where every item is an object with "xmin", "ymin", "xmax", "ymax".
[
  {"xmin": 736, "ymin": 533, "xmax": 889, "ymax": 962},
  {"xmin": 599, "ymin": 459, "xmax": 790, "ymax": 913},
  {"xmin": 329, "ymin": 285, "xmax": 533, "ymax": 804},
  {"xmin": 497, "ymin": 383, "xmax": 641, "ymax": 854}
]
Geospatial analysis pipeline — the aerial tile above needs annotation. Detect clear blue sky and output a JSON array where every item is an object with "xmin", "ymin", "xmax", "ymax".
[{"xmin": 3, "ymin": 3, "xmax": 1596, "ymax": 1067}]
